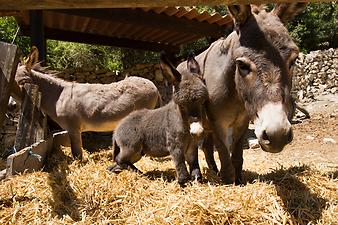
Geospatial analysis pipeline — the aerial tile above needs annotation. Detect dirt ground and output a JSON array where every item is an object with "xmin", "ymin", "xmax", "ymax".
[{"xmin": 243, "ymin": 93, "xmax": 338, "ymax": 175}]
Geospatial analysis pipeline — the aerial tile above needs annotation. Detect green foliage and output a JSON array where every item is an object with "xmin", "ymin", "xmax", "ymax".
[
  {"xmin": 47, "ymin": 40, "xmax": 123, "ymax": 70},
  {"xmin": 0, "ymin": 16, "xmax": 30, "ymax": 56},
  {"xmin": 120, "ymin": 49, "xmax": 159, "ymax": 69},
  {"xmin": 288, "ymin": 3, "xmax": 338, "ymax": 53},
  {"xmin": 196, "ymin": 6, "xmax": 227, "ymax": 16}
]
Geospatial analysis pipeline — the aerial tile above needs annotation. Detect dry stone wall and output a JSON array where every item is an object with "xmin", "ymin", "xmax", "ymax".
[
  {"xmin": 57, "ymin": 63, "xmax": 173, "ymax": 104},
  {"xmin": 293, "ymin": 48, "xmax": 337, "ymax": 102},
  {"xmin": 1, "ymin": 49, "xmax": 337, "ymax": 154}
]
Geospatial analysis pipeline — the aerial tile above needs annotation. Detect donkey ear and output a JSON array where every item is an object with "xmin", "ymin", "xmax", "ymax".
[
  {"xmin": 26, "ymin": 46, "xmax": 39, "ymax": 70},
  {"xmin": 160, "ymin": 52, "xmax": 182, "ymax": 84},
  {"xmin": 227, "ymin": 5, "xmax": 252, "ymax": 26},
  {"xmin": 272, "ymin": 3, "xmax": 307, "ymax": 23},
  {"xmin": 187, "ymin": 52, "xmax": 201, "ymax": 75}
]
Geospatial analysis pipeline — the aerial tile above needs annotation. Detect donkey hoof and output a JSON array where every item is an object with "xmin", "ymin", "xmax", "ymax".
[
  {"xmin": 178, "ymin": 176, "xmax": 189, "ymax": 186},
  {"xmin": 235, "ymin": 175, "xmax": 245, "ymax": 185},
  {"xmin": 220, "ymin": 176, "xmax": 235, "ymax": 184},
  {"xmin": 107, "ymin": 164, "xmax": 123, "ymax": 174}
]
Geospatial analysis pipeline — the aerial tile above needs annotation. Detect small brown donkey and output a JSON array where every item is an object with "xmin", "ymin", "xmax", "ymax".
[
  {"xmin": 177, "ymin": 3, "xmax": 307, "ymax": 184},
  {"xmin": 109, "ymin": 53, "xmax": 208, "ymax": 185},
  {"xmin": 15, "ymin": 47, "xmax": 160, "ymax": 160}
]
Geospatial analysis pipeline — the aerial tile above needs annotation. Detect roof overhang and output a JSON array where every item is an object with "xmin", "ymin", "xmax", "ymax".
[{"xmin": 15, "ymin": 7, "xmax": 233, "ymax": 52}]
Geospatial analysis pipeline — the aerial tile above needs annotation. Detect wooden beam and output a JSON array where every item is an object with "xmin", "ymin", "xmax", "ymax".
[
  {"xmin": 53, "ymin": 8, "xmax": 227, "ymax": 37},
  {"xmin": 21, "ymin": 26, "xmax": 179, "ymax": 52},
  {"xmin": 30, "ymin": 10, "xmax": 47, "ymax": 65},
  {"xmin": 0, "ymin": 42, "xmax": 20, "ymax": 130},
  {"xmin": 0, "ymin": 0, "xmax": 330, "ymax": 10},
  {"xmin": 0, "ymin": 10, "xmax": 20, "ymax": 16}
]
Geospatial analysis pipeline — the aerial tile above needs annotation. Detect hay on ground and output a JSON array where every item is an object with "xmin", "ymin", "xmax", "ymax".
[{"xmin": 0, "ymin": 144, "xmax": 337, "ymax": 225}]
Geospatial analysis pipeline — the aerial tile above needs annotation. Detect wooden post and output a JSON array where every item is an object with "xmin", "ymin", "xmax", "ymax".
[
  {"xmin": 14, "ymin": 83, "xmax": 46, "ymax": 151},
  {"xmin": 29, "ymin": 10, "xmax": 47, "ymax": 65},
  {"xmin": 0, "ymin": 42, "xmax": 20, "ymax": 129}
]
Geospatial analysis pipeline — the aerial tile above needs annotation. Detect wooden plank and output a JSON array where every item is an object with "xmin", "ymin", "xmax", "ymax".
[
  {"xmin": 54, "ymin": 8, "xmax": 227, "ymax": 37},
  {"xmin": 0, "ymin": 0, "xmax": 330, "ymax": 10},
  {"xmin": 53, "ymin": 130, "xmax": 71, "ymax": 152},
  {"xmin": 0, "ymin": 42, "xmax": 20, "ymax": 129},
  {"xmin": 14, "ymin": 83, "xmax": 43, "ymax": 151},
  {"xmin": 6, "ymin": 138, "xmax": 53, "ymax": 175},
  {"xmin": 5, "ymin": 131, "xmax": 70, "ymax": 177},
  {"xmin": 20, "ymin": 26, "xmax": 179, "ymax": 52},
  {"xmin": 0, "ymin": 10, "xmax": 20, "ymax": 16}
]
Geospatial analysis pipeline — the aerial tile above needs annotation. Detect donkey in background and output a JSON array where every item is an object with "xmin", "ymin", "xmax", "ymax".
[
  {"xmin": 177, "ymin": 3, "xmax": 307, "ymax": 184},
  {"xmin": 15, "ymin": 47, "xmax": 161, "ymax": 160},
  {"xmin": 109, "ymin": 53, "xmax": 208, "ymax": 185}
]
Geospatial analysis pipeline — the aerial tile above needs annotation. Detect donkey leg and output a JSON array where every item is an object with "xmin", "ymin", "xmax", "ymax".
[
  {"xmin": 185, "ymin": 142, "xmax": 202, "ymax": 181},
  {"xmin": 170, "ymin": 147, "xmax": 190, "ymax": 185},
  {"xmin": 112, "ymin": 144, "xmax": 143, "ymax": 174},
  {"xmin": 68, "ymin": 131, "xmax": 83, "ymax": 160},
  {"xmin": 213, "ymin": 135, "xmax": 235, "ymax": 184},
  {"xmin": 202, "ymin": 133, "xmax": 219, "ymax": 173},
  {"xmin": 231, "ymin": 134, "xmax": 246, "ymax": 185}
]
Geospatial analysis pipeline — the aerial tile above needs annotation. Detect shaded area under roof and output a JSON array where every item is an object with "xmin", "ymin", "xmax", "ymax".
[{"xmin": 15, "ymin": 7, "xmax": 233, "ymax": 52}]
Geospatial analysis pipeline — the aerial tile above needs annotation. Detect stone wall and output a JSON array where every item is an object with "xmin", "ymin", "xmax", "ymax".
[
  {"xmin": 1, "ymin": 49, "xmax": 337, "ymax": 154},
  {"xmin": 57, "ymin": 63, "xmax": 173, "ymax": 104},
  {"xmin": 293, "ymin": 48, "xmax": 337, "ymax": 102}
]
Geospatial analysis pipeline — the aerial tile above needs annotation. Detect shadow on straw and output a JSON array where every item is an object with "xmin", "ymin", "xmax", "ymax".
[
  {"xmin": 143, "ymin": 168, "xmax": 177, "ymax": 182},
  {"xmin": 44, "ymin": 148, "xmax": 81, "ymax": 222},
  {"xmin": 244, "ymin": 165, "xmax": 328, "ymax": 224}
]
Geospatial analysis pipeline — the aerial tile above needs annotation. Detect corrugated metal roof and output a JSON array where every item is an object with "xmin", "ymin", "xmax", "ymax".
[{"xmin": 16, "ymin": 7, "xmax": 233, "ymax": 52}]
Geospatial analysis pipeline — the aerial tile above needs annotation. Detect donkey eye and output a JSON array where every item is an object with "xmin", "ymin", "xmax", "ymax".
[{"xmin": 236, "ymin": 59, "xmax": 251, "ymax": 76}]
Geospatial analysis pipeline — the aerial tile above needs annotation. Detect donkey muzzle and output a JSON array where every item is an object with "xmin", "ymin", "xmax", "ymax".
[
  {"xmin": 190, "ymin": 122, "xmax": 204, "ymax": 137},
  {"xmin": 254, "ymin": 102, "xmax": 293, "ymax": 153}
]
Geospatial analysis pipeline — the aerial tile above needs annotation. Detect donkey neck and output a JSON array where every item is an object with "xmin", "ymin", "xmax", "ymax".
[{"xmin": 29, "ymin": 70, "xmax": 66, "ymax": 115}]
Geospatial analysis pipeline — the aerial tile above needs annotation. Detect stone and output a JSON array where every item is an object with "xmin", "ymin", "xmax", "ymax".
[
  {"xmin": 323, "ymin": 138, "xmax": 336, "ymax": 144},
  {"xmin": 306, "ymin": 135, "xmax": 315, "ymax": 140}
]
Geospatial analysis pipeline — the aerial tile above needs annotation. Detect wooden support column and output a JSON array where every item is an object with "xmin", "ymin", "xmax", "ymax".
[
  {"xmin": 29, "ymin": 10, "xmax": 47, "ymax": 65},
  {"xmin": 0, "ymin": 42, "xmax": 20, "ymax": 129},
  {"xmin": 14, "ymin": 83, "xmax": 46, "ymax": 151}
]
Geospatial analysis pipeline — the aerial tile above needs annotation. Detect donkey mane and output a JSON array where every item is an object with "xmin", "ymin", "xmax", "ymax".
[{"xmin": 31, "ymin": 62, "xmax": 60, "ymax": 76}]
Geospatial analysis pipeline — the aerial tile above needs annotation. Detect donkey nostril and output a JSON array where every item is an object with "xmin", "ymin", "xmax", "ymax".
[{"xmin": 261, "ymin": 130, "xmax": 270, "ymax": 145}]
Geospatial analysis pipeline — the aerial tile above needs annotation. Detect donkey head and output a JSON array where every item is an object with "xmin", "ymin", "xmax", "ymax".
[
  {"xmin": 15, "ymin": 46, "xmax": 40, "ymax": 86},
  {"xmin": 160, "ymin": 53, "xmax": 208, "ymax": 137},
  {"xmin": 228, "ymin": 4, "xmax": 306, "ymax": 152}
]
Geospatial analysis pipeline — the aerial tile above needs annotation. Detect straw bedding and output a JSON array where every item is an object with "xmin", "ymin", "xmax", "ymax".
[{"xmin": 0, "ymin": 113, "xmax": 337, "ymax": 224}]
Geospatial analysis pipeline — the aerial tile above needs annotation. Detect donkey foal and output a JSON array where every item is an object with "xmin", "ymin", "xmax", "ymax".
[{"xmin": 108, "ymin": 54, "xmax": 208, "ymax": 185}]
